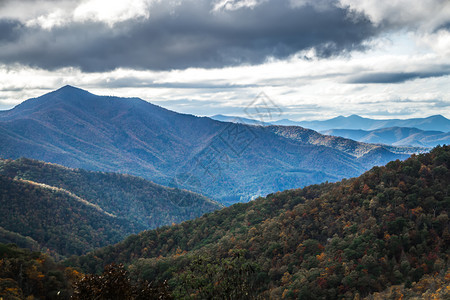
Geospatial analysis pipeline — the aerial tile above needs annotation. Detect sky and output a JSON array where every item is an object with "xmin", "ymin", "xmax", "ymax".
[{"xmin": 0, "ymin": 0, "xmax": 449, "ymax": 121}]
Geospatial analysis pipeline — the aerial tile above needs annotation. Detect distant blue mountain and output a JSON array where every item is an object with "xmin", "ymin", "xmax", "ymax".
[
  {"xmin": 322, "ymin": 127, "xmax": 450, "ymax": 147},
  {"xmin": 274, "ymin": 114, "xmax": 450, "ymax": 132},
  {"xmin": 214, "ymin": 114, "xmax": 450, "ymax": 146},
  {"xmin": 0, "ymin": 86, "xmax": 416, "ymax": 204},
  {"xmin": 211, "ymin": 114, "xmax": 269, "ymax": 126}
]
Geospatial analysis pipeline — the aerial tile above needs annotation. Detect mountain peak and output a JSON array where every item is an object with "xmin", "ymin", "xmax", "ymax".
[
  {"xmin": 59, "ymin": 84, "xmax": 77, "ymax": 90},
  {"xmin": 53, "ymin": 85, "xmax": 91, "ymax": 96},
  {"xmin": 427, "ymin": 114, "xmax": 447, "ymax": 120},
  {"xmin": 347, "ymin": 114, "xmax": 364, "ymax": 119},
  {"xmin": 4, "ymin": 85, "xmax": 99, "ymax": 117}
]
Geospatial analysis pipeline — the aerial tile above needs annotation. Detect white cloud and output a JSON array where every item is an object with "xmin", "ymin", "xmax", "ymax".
[
  {"xmin": 212, "ymin": 0, "xmax": 267, "ymax": 11},
  {"xmin": 25, "ymin": 10, "xmax": 67, "ymax": 29},
  {"xmin": 338, "ymin": 0, "xmax": 450, "ymax": 32},
  {"xmin": 73, "ymin": 0, "xmax": 154, "ymax": 26},
  {"xmin": 16, "ymin": 0, "xmax": 159, "ymax": 29},
  {"xmin": 416, "ymin": 29, "xmax": 450, "ymax": 57}
]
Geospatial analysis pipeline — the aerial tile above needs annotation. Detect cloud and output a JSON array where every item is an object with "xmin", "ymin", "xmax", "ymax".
[
  {"xmin": 0, "ymin": 0, "xmax": 78, "ymax": 23},
  {"xmin": 0, "ymin": 0, "xmax": 377, "ymax": 72},
  {"xmin": 417, "ymin": 29, "xmax": 450, "ymax": 57},
  {"xmin": 0, "ymin": 19, "xmax": 23, "ymax": 42},
  {"xmin": 212, "ymin": 0, "xmax": 267, "ymax": 11},
  {"xmin": 72, "ymin": 0, "xmax": 154, "ymax": 26},
  {"xmin": 347, "ymin": 70, "xmax": 450, "ymax": 84},
  {"xmin": 0, "ymin": 0, "xmax": 448, "ymax": 121},
  {"xmin": 338, "ymin": 0, "xmax": 450, "ymax": 32}
]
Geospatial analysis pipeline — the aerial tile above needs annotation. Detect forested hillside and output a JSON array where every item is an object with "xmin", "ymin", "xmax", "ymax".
[
  {"xmin": 0, "ymin": 175, "xmax": 145, "ymax": 257},
  {"xmin": 0, "ymin": 243, "xmax": 75, "ymax": 299},
  {"xmin": 66, "ymin": 145, "xmax": 450, "ymax": 299},
  {"xmin": 0, "ymin": 158, "xmax": 221, "ymax": 257}
]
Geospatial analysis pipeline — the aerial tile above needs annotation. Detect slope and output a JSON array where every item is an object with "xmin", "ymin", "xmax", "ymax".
[
  {"xmin": 0, "ymin": 86, "xmax": 414, "ymax": 204},
  {"xmin": 67, "ymin": 145, "xmax": 450, "ymax": 299},
  {"xmin": 0, "ymin": 174, "xmax": 142, "ymax": 257},
  {"xmin": 0, "ymin": 157, "xmax": 221, "ymax": 230},
  {"xmin": 0, "ymin": 158, "xmax": 221, "ymax": 257}
]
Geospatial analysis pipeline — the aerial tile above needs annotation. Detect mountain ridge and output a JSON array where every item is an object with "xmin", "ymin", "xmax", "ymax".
[
  {"xmin": 322, "ymin": 126, "xmax": 450, "ymax": 147},
  {"xmin": 295, "ymin": 114, "xmax": 450, "ymax": 132},
  {"xmin": 0, "ymin": 86, "xmax": 416, "ymax": 204},
  {"xmin": 211, "ymin": 113, "xmax": 450, "ymax": 132}
]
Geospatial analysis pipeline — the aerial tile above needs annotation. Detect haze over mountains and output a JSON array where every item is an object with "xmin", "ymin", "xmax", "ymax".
[
  {"xmin": 0, "ymin": 86, "xmax": 418, "ymax": 204},
  {"xmin": 322, "ymin": 127, "xmax": 450, "ymax": 147},
  {"xmin": 212, "ymin": 114, "xmax": 450, "ymax": 132},
  {"xmin": 211, "ymin": 114, "xmax": 450, "ymax": 147},
  {"xmin": 284, "ymin": 114, "xmax": 450, "ymax": 132}
]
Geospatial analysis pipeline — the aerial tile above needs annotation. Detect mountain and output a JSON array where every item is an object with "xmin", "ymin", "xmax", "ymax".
[
  {"xmin": 66, "ymin": 145, "xmax": 450, "ymax": 299},
  {"xmin": 275, "ymin": 114, "xmax": 450, "ymax": 132},
  {"xmin": 0, "ymin": 86, "xmax": 415, "ymax": 204},
  {"xmin": 322, "ymin": 127, "xmax": 450, "ymax": 147},
  {"xmin": 0, "ymin": 157, "xmax": 221, "ymax": 257},
  {"xmin": 210, "ymin": 114, "xmax": 269, "ymax": 126},
  {"xmin": 212, "ymin": 114, "xmax": 450, "ymax": 147}
]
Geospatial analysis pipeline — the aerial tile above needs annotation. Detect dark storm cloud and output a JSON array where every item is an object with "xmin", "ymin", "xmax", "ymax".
[
  {"xmin": 0, "ymin": 0, "xmax": 378, "ymax": 71},
  {"xmin": 0, "ymin": 19, "xmax": 23, "ymax": 43},
  {"xmin": 347, "ymin": 70, "xmax": 450, "ymax": 84}
]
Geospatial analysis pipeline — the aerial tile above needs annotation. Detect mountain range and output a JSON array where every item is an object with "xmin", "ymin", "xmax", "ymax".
[
  {"xmin": 275, "ymin": 114, "xmax": 450, "ymax": 132},
  {"xmin": 322, "ymin": 127, "xmax": 450, "ymax": 147},
  {"xmin": 0, "ymin": 86, "xmax": 418, "ymax": 204},
  {"xmin": 211, "ymin": 114, "xmax": 450, "ymax": 132},
  {"xmin": 0, "ymin": 157, "xmax": 220, "ymax": 257},
  {"xmin": 211, "ymin": 114, "xmax": 450, "ymax": 148}
]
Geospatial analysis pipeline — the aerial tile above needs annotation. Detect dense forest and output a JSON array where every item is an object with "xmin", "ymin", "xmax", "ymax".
[
  {"xmin": 0, "ymin": 158, "xmax": 221, "ymax": 229},
  {"xmin": 0, "ymin": 243, "xmax": 74, "ymax": 299},
  {"xmin": 1, "ymin": 146, "xmax": 448, "ymax": 299},
  {"xmin": 0, "ymin": 158, "xmax": 221, "ymax": 257},
  {"xmin": 61, "ymin": 145, "xmax": 449, "ymax": 299},
  {"xmin": 0, "ymin": 174, "xmax": 144, "ymax": 258}
]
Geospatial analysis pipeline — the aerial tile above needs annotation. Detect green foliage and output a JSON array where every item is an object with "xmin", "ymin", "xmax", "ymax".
[{"xmin": 171, "ymin": 251, "xmax": 258, "ymax": 299}]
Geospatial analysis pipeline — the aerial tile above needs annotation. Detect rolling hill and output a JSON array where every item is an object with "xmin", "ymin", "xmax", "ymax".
[
  {"xmin": 322, "ymin": 127, "xmax": 450, "ymax": 147},
  {"xmin": 66, "ymin": 145, "xmax": 450, "ymax": 299},
  {"xmin": 0, "ymin": 157, "xmax": 221, "ymax": 257},
  {"xmin": 0, "ymin": 86, "xmax": 416, "ymax": 204}
]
